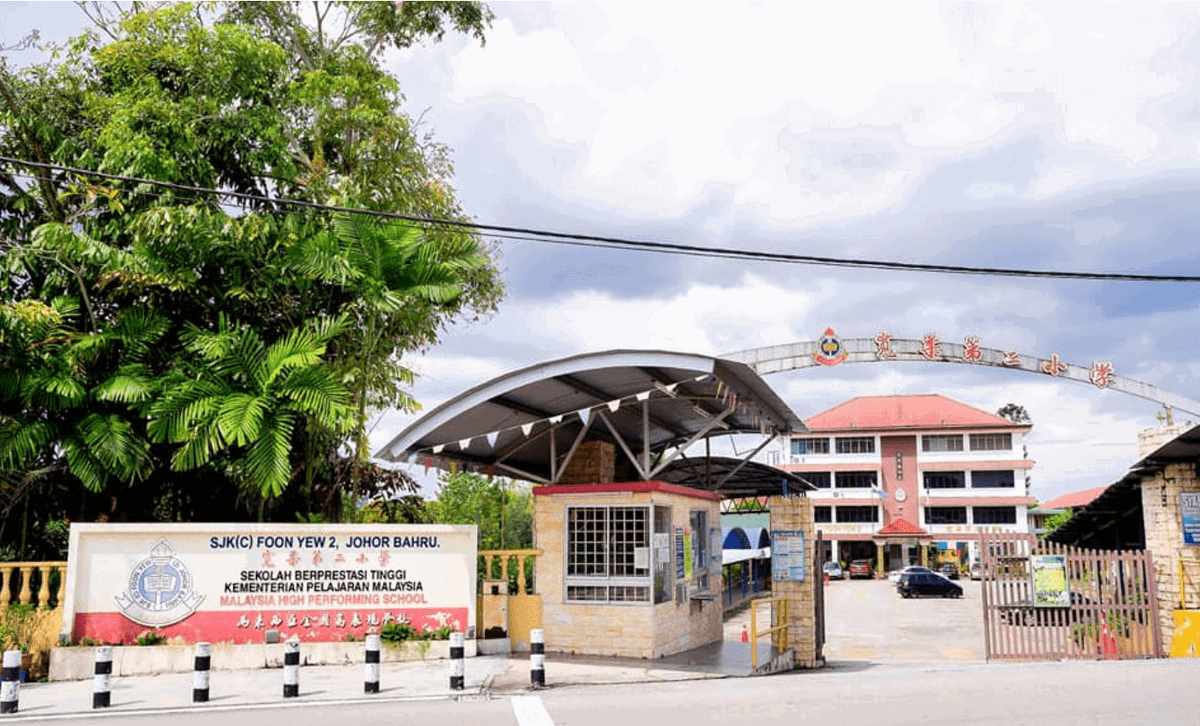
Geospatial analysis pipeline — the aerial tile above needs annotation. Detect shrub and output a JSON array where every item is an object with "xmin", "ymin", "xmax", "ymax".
[{"xmin": 135, "ymin": 630, "xmax": 167, "ymax": 646}]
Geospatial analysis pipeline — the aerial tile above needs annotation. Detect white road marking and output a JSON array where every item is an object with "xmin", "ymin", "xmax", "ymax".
[{"xmin": 511, "ymin": 695, "xmax": 555, "ymax": 726}]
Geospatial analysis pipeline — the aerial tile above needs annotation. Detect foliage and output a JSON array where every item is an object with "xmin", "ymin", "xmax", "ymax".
[
  {"xmin": 426, "ymin": 472, "xmax": 532, "ymax": 550},
  {"xmin": 1039, "ymin": 508, "xmax": 1075, "ymax": 538},
  {"xmin": 378, "ymin": 619, "xmax": 454, "ymax": 646},
  {"xmin": 996, "ymin": 403, "xmax": 1032, "ymax": 424},
  {"xmin": 0, "ymin": 604, "xmax": 38, "ymax": 653},
  {"xmin": 0, "ymin": 2, "xmax": 503, "ymax": 547},
  {"xmin": 134, "ymin": 629, "xmax": 167, "ymax": 646}
]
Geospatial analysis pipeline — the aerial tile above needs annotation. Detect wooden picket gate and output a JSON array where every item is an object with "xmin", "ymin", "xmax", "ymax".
[{"xmin": 980, "ymin": 533, "xmax": 1162, "ymax": 661}]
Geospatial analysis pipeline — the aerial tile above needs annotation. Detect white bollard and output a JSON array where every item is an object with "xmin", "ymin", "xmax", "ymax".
[
  {"xmin": 92, "ymin": 646, "xmax": 112, "ymax": 709},
  {"xmin": 192, "ymin": 642, "xmax": 211, "ymax": 703},
  {"xmin": 282, "ymin": 638, "xmax": 300, "ymax": 698},
  {"xmin": 448, "ymin": 631, "xmax": 464, "ymax": 690},
  {"xmin": 530, "ymin": 629, "xmax": 545, "ymax": 688},
  {"xmin": 364, "ymin": 634, "xmax": 380, "ymax": 694},
  {"xmin": 0, "ymin": 650, "xmax": 20, "ymax": 714}
]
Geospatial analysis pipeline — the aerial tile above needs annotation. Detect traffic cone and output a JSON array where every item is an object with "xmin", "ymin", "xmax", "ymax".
[
  {"xmin": 1099, "ymin": 614, "xmax": 1118, "ymax": 656},
  {"xmin": 741, "ymin": 625, "xmax": 748, "ymax": 643},
  {"xmin": 824, "ymin": 571, "xmax": 830, "ymax": 586}
]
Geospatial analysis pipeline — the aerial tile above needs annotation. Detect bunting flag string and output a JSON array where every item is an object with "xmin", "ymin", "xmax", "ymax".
[{"xmin": 409, "ymin": 375, "xmax": 762, "ymax": 459}]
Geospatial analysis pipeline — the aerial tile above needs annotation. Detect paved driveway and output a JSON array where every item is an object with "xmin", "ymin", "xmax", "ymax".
[{"xmin": 821, "ymin": 578, "xmax": 986, "ymax": 664}]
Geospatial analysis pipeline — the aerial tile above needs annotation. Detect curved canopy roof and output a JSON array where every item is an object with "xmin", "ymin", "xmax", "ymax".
[
  {"xmin": 376, "ymin": 349, "xmax": 805, "ymax": 487},
  {"xmin": 653, "ymin": 457, "xmax": 815, "ymax": 498}
]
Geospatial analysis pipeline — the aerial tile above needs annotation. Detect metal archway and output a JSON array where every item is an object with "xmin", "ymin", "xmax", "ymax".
[{"xmin": 722, "ymin": 329, "xmax": 1200, "ymax": 417}]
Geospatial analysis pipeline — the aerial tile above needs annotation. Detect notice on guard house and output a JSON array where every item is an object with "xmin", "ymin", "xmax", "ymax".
[
  {"xmin": 1182, "ymin": 492, "xmax": 1200, "ymax": 545},
  {"xmin": 61, "ymin": 523, "xmax": 476, "ymax": 645},
  {"xmin": 771, "ymin": 530, "xmax": 806, "ymax": 582}
]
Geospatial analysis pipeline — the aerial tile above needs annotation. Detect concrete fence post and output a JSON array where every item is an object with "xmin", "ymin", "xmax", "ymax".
[
  {"xmin": 364, "ymin": 634, "xmax": 381, "ymax": 694},
  {"xmin": 530, "ymin": 629, "xmax": 545, "ymax": 688},
  {"xmin": 448, "ymin": 631, "xmax": 464, "ymax": 690},
  {"xmin": 192, "ymin": 642, "xmax": 211, "ymax": 703},
  {"xmin": 282, "ymin": 638, "xmax": 300, "ymax": 698},
  {"xmin": 0, "ymin": 650, "xmax": 20, "ymax": 713},
  {"xmin": 92, "ymin": 646, "xmax": 112, "ymax": 709}
]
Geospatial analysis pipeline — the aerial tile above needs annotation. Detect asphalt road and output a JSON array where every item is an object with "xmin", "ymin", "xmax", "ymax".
[
  {"xmin": 49, "ymin": 657, "xmax": 1200, "ymax": 726},
  {"xmin": 822, "ymin": 577, "xmax": 985, "ymax": 663}
]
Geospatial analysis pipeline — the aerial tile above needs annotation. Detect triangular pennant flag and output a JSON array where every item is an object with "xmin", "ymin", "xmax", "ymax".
[
  {"xmin": 607, "ymin": 400, "xmax": 621, "ymax": 413},
  {"xmin": 423, "ymin": 458, "xmax": 431, "ymax": 475},
  {"xmin": 549, "ymin": 415, "xmax": 563, "ymax": 424},
  {"xmin": 458, "ymin": 438, "xmax": 471, "ymax": 450},
  {"xmin": 577, "ymin": 408, "xmax": 591, "ymax": 426},
  {"xmin": 635, "ymin": 390, "xmax": 651, "ymax": 401},
  {"xmin": 432, "ymin": 444, "xmax": 444, "ymax": 454},
  {"xmin": 693, "ymin": 374, "xmax": 708, "ymax": 382},
  {"xmin": 521, "ymin": 423, "xmax": 534, "ymax": 437},
  {"xmin": 486, "ymin": 431, "xmax": 498, "ymax": 447},
  {"xmin": 665, "ymin": 383, "xmax": 678, "ymax": 393}
]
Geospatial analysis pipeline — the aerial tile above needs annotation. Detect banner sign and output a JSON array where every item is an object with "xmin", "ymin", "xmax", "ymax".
[
  {"xmin": 771, "ymin": 530, "xmax": 806, "ymax": 582},
  {"xmin": 1031, "ymin": 554, "xmax": 1070, "ymax": 607},
  {"xmin": 62, "ymin": 523, "xmax": 476, "ymax": 645},
  {"xmin": 1182, "ymin": 492, "xmax": 1200, "ymax": 545}
]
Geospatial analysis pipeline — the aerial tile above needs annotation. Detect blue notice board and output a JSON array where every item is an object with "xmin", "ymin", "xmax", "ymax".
[{"xmin": 1183, "ymin": 492, "xmax": 1200, "ymax": 545}]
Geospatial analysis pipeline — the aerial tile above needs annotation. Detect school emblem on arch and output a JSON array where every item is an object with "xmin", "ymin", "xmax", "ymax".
[
  {"xmin": 813, "ymin": 327, "xmax": 848, "ymax": 366},
  {"xmin": 114, "ymin": 539, "xmax": 204, "ymax": 627}
]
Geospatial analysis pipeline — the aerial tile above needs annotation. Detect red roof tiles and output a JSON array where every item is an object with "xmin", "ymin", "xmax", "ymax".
[
  {"xmin": 805, "ymin": 394, "xmax": 1026, "ymax": 432},
  {"xmin": 1040, "ymin": 485, "xmax": 1108, "ymax": 510},
  {"xmin": 876, "ymin": 518, "xmax": 929, "ymax": 536}
]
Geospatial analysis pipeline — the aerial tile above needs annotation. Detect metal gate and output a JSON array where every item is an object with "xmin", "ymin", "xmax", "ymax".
[
  {"xmin": 814, "ymin": 530, "xmax": 825, "ymax": 661},
  {"xmin": 980, "ymin": 532, "xmax": 1162, "ymax": 660}
]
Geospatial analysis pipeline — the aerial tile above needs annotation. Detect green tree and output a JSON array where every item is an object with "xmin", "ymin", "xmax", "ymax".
[
  {"xmin": 428, "ymin": 471, "xmax": 532, "ymax": 550},
  {"xmin": 997, "ymin": 403, "xmax": 1032, "ymax": 424},
  {"xmin": 0, "ymin": 2, "xmax": 503, "ymax": 550}
]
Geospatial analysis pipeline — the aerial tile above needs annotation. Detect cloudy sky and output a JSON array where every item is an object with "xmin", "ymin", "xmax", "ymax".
[{"xmin": 6, "ymin": 2, "xmax": 1200, "ymax": 502}]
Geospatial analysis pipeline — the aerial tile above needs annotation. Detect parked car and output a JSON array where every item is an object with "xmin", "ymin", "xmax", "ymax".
[
  {"xmin": 888, "ymin": 565, "xmax": 935, "ymax": 583},
  {"xmin": 938, "ymin": 562, "xmax": 960, "ymax": 580},
  {"xmin": 848, "ymin": 559, "xmax": 873, "ymax": 579},
  {"xmin": 822, "ymin": 561, "xmax": 844, "ymax": 580},
  {"xmin": 969, "ymin": 562, "xmax": 981, "ymax": 580},
  {"xmin": 897, "ymin": 572, "xmax": 963, "ymax": 598}
]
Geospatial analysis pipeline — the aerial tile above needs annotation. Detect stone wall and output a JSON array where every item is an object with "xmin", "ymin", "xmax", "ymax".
[
  {"xmin": 557, "ymin": 440, "xmax": 615, "ymax": 485},
  {"xmin": 767, "ymin": 494, "xmax": 820, "ymax": 668},
  {"xmin": 533, "ymin": 486, "xmax": 721, "ymax": 658},
  {"xmin": 1139, "ymin": 461, "xmax": 1200, "ymax": 653},
  {"xmin": 1138, "ymin": 423, "xmax": 1194, "ymax": 458}
]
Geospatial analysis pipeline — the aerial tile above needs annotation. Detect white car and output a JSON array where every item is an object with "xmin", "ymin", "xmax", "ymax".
[
  {"xmin": 822, "ymin": 561, "xmax": 845, "ymax": 580},
  {"xmin": 888, "ymin": 565, "xmax": 938, "ymax": 583}
]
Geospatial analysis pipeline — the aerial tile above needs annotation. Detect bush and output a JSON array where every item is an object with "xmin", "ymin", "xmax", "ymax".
[
  {"xmin": 135, "ymin": 630, "xmax": 167, "ymax": 646},
  {"xmin": 379, "ymin": 620, "xmax": 416, "ymax": 645}
]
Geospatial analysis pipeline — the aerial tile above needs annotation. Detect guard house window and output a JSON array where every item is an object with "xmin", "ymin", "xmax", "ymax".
[
  {"xmin": 922, "ymin": 434, "xmax": 964, "ymax": 452},
  {"xmin": 814, "ymin": 506, "xmax": 832, "ymax": 523},
  {"xmin": 925, "ymin": 507, "xmax": 968, "ymax": 524},
  {"xmin": 973, "ymin": 506, "xmax": 1017, "ymax": 525},
  {"xmin": 835, "ymin": 506, "xmax": 879, "ymax": 523},
  {"xmin": 801, "ymin": 472, "xmax": 831, "ymax": 489},
  {"xmin": 690, "ymin": 510, "xmax": 710, "ymax": 590},
  {"xmin": 971, "ymin": 470, "xmax": 1015, "ymax": 488},
  {"xmin": 566, "ymin": 506, "xmax": 651, "ymax": 603},
  {"xmin": 835, "ymin": 436, "xmax": 875, "ymax": 454},
  {"xmin": 791, "ymin": 437, "xmax": 830, "ymax": 455},
  {"xmin": 970, "ymin": 433, "xmax": 1012, "ymax": 451},
  {"xmin": 923, "ymin": 471, "xmax": 966, "ymax": 489},
  {"xmin": 652, "ymin": 506, "xmax": 672, "ymax": 604},
  {"xmin": 835, "ymin": 471, "xmax": 877, "ymax": 488}
]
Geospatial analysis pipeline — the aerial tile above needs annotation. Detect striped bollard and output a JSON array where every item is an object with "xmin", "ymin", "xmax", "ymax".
[
  {"xmin": 282, "ymin": 638, "xmax": 300, "ymax": 698},
  {"xmin": 93, "ymin": 646, "xmax": 112, "ymax": 709},
  {"xmin": 448, "ymin": 631, "xmax": 464, "ymax": 690},
  {"xmin": 193, "ymin": 642, "xmax": 211, "ymax": 703},
  {"xmin": 530, "ymin": 629, "xmax": 545, "ymax": 688},
  {"xmin": 364, "ymin": 634, "xmax": 380, "ymax": 694},
  {"xmin": 0, "ymin": 650, "xmax": 20, "ymax": 714}
]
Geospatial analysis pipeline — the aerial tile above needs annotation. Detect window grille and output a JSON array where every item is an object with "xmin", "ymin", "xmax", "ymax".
[
  {"xmin": 835, "ymin": 436, "xmax": 875, "ymax": 454},
  {"xmin": 973, "ymin": 506, "xmax": 1017, "ymax": 524},
  {"xmin": 801, "ymin": 472, "xmax": 831, "ymax": 488},
  {"xmin": 835, "ymin": 471, "xmax": 877, "ymax": 488},
  {"xmin": 791, "ymin": 437, "xmax": 830, "ymax": 455},
  {"xmin": 922, "ymin": 434, "xmax": 964, "ymax": 452},
  {"xmin": 835, "ymin": 506, "xmax": 879, "ymax": 523},
  {"xmin": 923, "ymin": 471, "xmax": 966, "ymax": 489},
  {"xmin": 565, "ymin": 505, "xmax": 653, "ymax": 604},
  {"xmin": 971, "ymin": 470, "xmax": 1015, "ymax": 488},
  {"xmin": 925, "ymin": 507, "xmax": 968, "ymax": 524},
  {"xmin": 969, "ymin": 433, "xmax": 1012, "ymax": 451}
]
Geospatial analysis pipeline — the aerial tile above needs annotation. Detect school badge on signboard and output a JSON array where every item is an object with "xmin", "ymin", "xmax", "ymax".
[
  {"xmin": 813, "ymin": 327, "xmax": 848, "ymax": 366},
  {"xmin": 114, "ymin": 539, "xmax": 205, "ymax": 627}
]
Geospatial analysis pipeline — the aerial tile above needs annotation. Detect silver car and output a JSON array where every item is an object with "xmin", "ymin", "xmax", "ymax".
[{"xmin": 822, "ymin": 561, "xmax": 845, "ymax": 580}]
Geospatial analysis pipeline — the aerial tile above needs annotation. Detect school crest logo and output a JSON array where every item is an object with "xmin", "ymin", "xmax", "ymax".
[
  {"xmin": 813, "ymin": 327, "xmax": 848, "ymax": 366},
  {"xmin": 114, "ymin": 539, "xmax": 204, "ymax": 627}
]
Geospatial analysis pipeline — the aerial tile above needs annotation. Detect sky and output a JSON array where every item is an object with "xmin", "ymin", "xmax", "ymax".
[{"xmin": 4, "ymin": 2, "xmax": 1200, "ymax": 503}]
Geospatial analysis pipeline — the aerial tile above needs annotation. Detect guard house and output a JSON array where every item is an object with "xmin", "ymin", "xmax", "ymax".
[{"xmin": 376, "ymin": 350, "xmax": 816, "ymax": 660}]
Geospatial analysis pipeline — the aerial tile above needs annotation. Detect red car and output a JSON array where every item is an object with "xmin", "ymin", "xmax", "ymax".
[{"xmin": 848, "ymin": 560, "xmax": 873, "ymax": 579}]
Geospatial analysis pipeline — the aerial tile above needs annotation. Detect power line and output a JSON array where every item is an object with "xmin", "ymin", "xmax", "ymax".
[{"xmin": 2, "ymin": 154, "xmax": 1198, "ymax": 283}]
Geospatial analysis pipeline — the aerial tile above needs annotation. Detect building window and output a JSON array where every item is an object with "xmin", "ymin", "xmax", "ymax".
[
  {"xmin": 653, "ymin": 506, "xmax": 671, "ymax": 604},
  {"xmin": 835, "ymin": 436, "xmax": 875, "ymax": 454},
  {"xmin": 690, "ymin": 510, "xmax": 709, "ymax": 574},
  {"xmin": 922, "ymin": 434, "xmax": 964, "ymax": 452},
  {"xmin": 835, "ymin": 471, "xmax": 877, "ymax": 488},
  {"xmin": 565, "ymin": 505, "xmax": 652, "ymax": 603},
  {"xmin": 791, "ymin": 437, "xmax": 830, "ymax": 455},
  {"xmin": 923, "ymin": 471, "xmax": 966, "ymax": 489},
  {"xmin": 970, "ymin": 433, "xmax": 1012, "ymax": 451},
  {"xmin": 971, "ymin": 470, "xmax": 1015, "ymax": 488},
  {"xmin": 925, "ymin": 507, "xmax": 968, "ymax": 524},
  {"xmin": 801, "ymin": 472, "xmax": 831, "ymax": 488},
  {"xmin": 814, "ymin": 506, "xmax": 832, "ymax": 523},
  {"xmin": 973, "ymin": 506, "xmax": 1017, "ymax": 524},
  {"xmin": 835, "ymin": 506, "xmax": 879, "ymax": 523}
]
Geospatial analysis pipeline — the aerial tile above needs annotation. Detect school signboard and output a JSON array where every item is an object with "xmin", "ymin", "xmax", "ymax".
[{"xmin": 62, "ymin": 523, "xmax": 477, "ymax": 645}]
